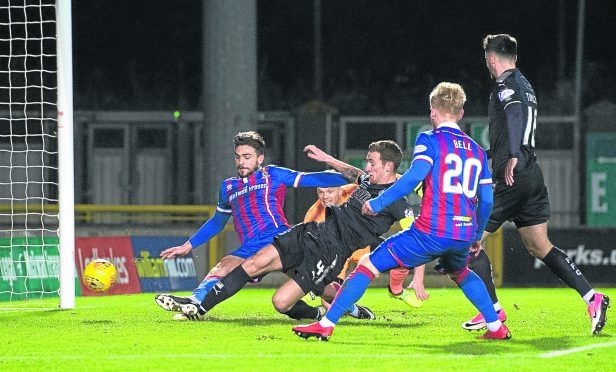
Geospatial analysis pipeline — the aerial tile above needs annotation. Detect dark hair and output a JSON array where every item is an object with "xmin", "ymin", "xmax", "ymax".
[
  {"xmin": 368, "ymin": 140, "xmax": 402, "ymax": 170},
  {"xmin": 233, "ymin": 131, "xmax": 265, "ymax": 155},
  {"xmin": 483, "ymin": 34, "xmax": 517, "ymax": 59}
]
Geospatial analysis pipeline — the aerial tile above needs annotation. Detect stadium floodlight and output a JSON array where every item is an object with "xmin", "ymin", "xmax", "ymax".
[{"xmin": 0, "ymin": 0, "xmax": 74, "ymax": 309}]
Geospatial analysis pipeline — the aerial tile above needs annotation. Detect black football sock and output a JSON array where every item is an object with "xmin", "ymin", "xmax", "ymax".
[
  {"xmin": 199, "ymin": 265, "xmax": 251, "ymax": 313},
  {"xmin": 282, "ymin": 300, "xmax": 321, "ymax": 320},
  {"xmin": 468, "ymin": 250, "xmax": 499, "ymax": 304},
  {"xmin": 541, "ymin": 246, "xmax": 592, "ymax": 297}
]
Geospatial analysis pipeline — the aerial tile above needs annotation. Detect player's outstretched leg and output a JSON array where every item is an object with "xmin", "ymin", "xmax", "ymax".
[
  {"xmin": 452, "ymin": 268, "xmax": 511, "ymax": 340},
  {"xmin": 388, "ymin": 267, "xmax": 422, "ymax": 308},
  {"xmin": 588, "ymin": 293, "xmax": 611, "ymax": 335},
  {"xmin": 192, "ymin": 275, "xmax": 221, "ymax": 302},
  {"xmin": 463, "ymin": 308, "xmax": 507, "ymax": 331},
  {"xmin": 155, "ymin": 294, "xmax": 200, "ymax": 312},
  {"xmin": 464, "ymin": 250, "xmax": 505, "ymax": 330},
  {"xmin": 293, "ymin": 265, "xmax": 376, "ymax": 341},
  {"xmin": 293, "ymin": 322, "xmax": 334, "ymax": 341},
  {"xmin": 346, "ymin": 304, "xmax": 376, "ymax": 320},
  {"xmin": 180, "ymin": 264, "xmax": 253, "ymax": 320}
]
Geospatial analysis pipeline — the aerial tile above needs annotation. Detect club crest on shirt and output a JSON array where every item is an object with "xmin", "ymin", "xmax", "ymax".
[
  {"xmin": 226, "ymin": 183, "xmax": 232, "ymax": 191},
  {"xmin": 498, "ymin": 88, "xmax": 515, "ymax": 102}
]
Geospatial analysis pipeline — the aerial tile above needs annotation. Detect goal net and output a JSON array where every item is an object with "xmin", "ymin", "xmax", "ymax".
[{"xmin": 0, "ymin": 0, "xmax": 74, "ymax": 308}]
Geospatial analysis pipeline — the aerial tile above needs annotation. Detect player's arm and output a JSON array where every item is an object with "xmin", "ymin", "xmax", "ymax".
[
  {"xmin": 160, "ymin": 185, "xmax": 232, "ymax": 260},
  {"xmin": 365, "ymin": 160, "xmax": 431, "ymax": 215},
  {"xmin": 474, "ymin": 176, "xmax": 494, "ymax": 242},
  {"xmin": 303, "ymin": 144, "xmax": 364, "ymax": 183},
  {"xmin": 470, "ymin": 155, "xmax": 494, "ymax": 254},
  {"xmin": 364, "ymin": 133, "xmax": 433, "ymax": 215},
  {"xmin": 269, "ymin": 164, "xmax": 349, "ymax": 188},
  {"xmin": 500, "ymin": 85, "xmax": 525, "ymax": 185}
]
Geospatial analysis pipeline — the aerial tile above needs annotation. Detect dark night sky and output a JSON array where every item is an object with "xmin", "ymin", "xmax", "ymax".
[{"xmin": 73, "ymin": 0, "xmax": 616, "ymax": 113}]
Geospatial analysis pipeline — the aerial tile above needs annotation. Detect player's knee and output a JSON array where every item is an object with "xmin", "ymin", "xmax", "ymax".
[
  {"xmin": 207, "ymin": 263, "xmax": 223, "ymax": 277},
  {"xmin": 271, "ymin": 294, "xmax": 292, "ymax": 313},
  {"xmin": 356, "ymin": 255, "xmax": 379, "ymax": 277}
]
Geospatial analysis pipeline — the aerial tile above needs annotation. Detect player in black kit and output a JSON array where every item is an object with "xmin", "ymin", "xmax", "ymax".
[
  {"xmin": 177, "ymin": 140, "xmax": 412, "ymax": 321},
  {"xmin": 463, "ymin": 34, "xmax": 610, "ymax": 334}
]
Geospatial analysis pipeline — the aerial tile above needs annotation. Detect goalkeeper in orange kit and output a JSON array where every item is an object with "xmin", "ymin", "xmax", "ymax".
[{"xmin": 304, "ymin": 182, "xmax": 429, "ymax": 308}]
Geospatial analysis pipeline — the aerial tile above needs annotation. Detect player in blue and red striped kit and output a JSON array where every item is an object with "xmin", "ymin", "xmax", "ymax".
[
  {"xmin": 293, "ymin": 82, "xmax": 512, "ymax": 340},
  {"xmin": 155, "ymin": 131, "xmax": 351, "ymax": 320}
]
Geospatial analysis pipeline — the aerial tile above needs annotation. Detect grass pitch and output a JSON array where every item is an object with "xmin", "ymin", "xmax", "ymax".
[{"xmin": 0, "ymin": 288, "xmax": 614, "ymax": 371}]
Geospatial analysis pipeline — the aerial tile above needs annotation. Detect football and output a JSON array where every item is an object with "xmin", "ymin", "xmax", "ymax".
[{"xmin": 83, "ymin": 259, "xmax": 118, "ymax": 293}]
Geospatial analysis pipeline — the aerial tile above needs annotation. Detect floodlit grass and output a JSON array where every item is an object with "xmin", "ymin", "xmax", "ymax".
[{"xmin": 0, "ymin": 288, "xmax": 614, "ymax": 371}]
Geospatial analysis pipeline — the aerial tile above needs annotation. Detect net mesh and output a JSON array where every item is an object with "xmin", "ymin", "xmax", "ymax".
[{"xmin": 0, "ymin": 0, "xmax": 60, "ymax": 302}]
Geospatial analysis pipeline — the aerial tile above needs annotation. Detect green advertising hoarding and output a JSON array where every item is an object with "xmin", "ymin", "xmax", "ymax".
[
  {"xmin": 469, "ymin": 121, "xmax": 490, "ymax": 149},
  {"xmin": 406, "ymin": 120, "xmax": 490, "ymax": 151},
  {"xmin": 0, "ymin": 236, "xmax": 81, "ymax": 301},
  {"xmin": 586, "ymin": 133, "xmax": 616, "ymax": 226}
]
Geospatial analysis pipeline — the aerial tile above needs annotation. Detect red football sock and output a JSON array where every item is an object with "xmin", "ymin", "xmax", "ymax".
[{"xmin": 389, "ymin": 267, "xmax": 409, "ymax": 295}]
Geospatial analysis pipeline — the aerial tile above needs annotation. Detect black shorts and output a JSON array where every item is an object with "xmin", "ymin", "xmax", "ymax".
[
  {"xmin": 486, "ymin": 162, "xmax": 550, "ymax": 232},
  {"xmin": 272, "ymin": 221, "xmax": 347, "ymax": 296}
]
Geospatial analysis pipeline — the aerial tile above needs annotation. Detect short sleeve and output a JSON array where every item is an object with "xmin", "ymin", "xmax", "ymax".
[
  {"xmin": 267, "ymin": 165, "xmax": 302, "ymax": 187},
  {"xmin": 216, "ymin": 182, "xmax": 232, "ymax": 214},
  {"xmin": 412, "ymin": 132, "xmax": 436, "ymax": 166}
]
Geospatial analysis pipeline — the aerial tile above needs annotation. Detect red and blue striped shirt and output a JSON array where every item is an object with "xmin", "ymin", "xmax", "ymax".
[
  {"xmin": 412, "ymin": 123, "xmax": 492, "ymax": 241},
  {"xmin": 213, "ymin": 165, "xmax": 348, "ymax": 244}
]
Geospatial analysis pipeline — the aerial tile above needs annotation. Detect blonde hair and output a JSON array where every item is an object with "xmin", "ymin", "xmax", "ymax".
[{"xmin": 429, "ymin": 82, "xmax": 466, "ymax": 116}]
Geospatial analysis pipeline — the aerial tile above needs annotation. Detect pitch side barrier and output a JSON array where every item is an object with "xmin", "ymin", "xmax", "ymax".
[{"xmin": 501, "ymin": 227, "xmax": 616, "ymax": 286}]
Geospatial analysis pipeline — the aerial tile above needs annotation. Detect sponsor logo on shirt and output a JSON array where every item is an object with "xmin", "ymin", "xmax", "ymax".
[{"xmin": 228, "ymin": 183, "xmax": 268, "ymax": 201}]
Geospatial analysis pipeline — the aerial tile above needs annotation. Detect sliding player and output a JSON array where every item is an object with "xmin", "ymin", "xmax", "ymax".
[
  {"xmin": 154, "ymin": 131, "xmax": 351, "ymax": 320},
  {"xmin": 177, "ymin": 140, "xmax": 413, "ymax": 322}
]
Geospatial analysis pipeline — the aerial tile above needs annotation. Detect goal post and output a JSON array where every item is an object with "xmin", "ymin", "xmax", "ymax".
[
  {"xmin": 56, "ymin": 0, "xmax": 75, "ymax": 309},
  {"xmin": 0, "ymin": 0, "xmax": 74, "ymax": 308}
]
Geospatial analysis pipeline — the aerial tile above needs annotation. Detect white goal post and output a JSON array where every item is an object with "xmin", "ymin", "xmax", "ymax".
[
  {"xmin": 56, "ymin": 0, "xmax": 75, "ymax": 309},
  {"xmin": 0, "ymin": 0, "xmax": 74, "ymax": 308}
]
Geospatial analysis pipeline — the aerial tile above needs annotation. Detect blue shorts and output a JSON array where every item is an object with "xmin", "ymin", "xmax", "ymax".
[
  {"xmin": 230, "ymin": 225, "xmax": 290, "ymax": 259},
  {"xmin": 370, "ymin": 225, "xmax": 471, "ymax": 274}
]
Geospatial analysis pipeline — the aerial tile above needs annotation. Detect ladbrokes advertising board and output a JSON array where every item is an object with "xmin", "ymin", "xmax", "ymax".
[
  {"xmin": 502, "ymin": 228, "xmax": 616, "ymax": 286},
  {"xmin": 75, "ymin": 237, "xmax": 142, "ymax": 296}
]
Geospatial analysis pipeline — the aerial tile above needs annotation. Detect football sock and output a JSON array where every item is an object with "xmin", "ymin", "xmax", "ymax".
[
  {"xmin": 199, "ymin": 265, "xmax": 251, "ymax": 313},
  {"xmin": 283, "ymin": 300, "xmax": 321, "ymax": 320},
  {"xmin": 457, "ymin": 269, "xmax": 498, "ymax": 323},
  {"xmin": 321, "ymin": 265, "xmax": 375, "ymax": 326},
  {"xmin": 347, "ymin": 304, "xmax": 360, "ymax": 317},
  {"xmin": 192, "ymin": 276, "xmax": 221, "ymax": 302},
  {"xmin": 487, "ymin": 320, "xmax": 503, "ymax": 332},
  {"xmin": 468, "ymin": 250, "xmax": 499, "ymax": 304},
  {"xmin": 388, "ymin": 267, "xmax": 409, "ymax": 295},
  {"xmin": 493, "ymin": 301, "xmax": 502, "ymax": 312},
  {"xmin": 582, "ymin": 290, "xmax": 596, "ymax": 305},
  {"xmin": 541, "ymin": 246, "xmax": 592, "ymax": 298}
]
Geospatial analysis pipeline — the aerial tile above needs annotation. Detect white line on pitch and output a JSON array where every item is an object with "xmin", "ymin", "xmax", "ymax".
[
  {"xmin": 539, "ymin": 340, "xmax": 616, "ymax": 358},
  {"xmin": 1, "ymin": 353, "xmax": 503, "ymax": 361},
  {"xmin": 0, "ymin": 306, "xmax": 97, "ymax": 311}
]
